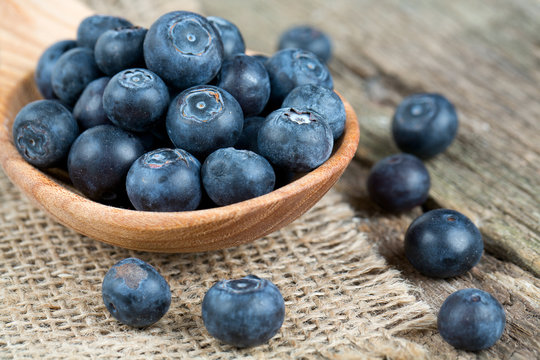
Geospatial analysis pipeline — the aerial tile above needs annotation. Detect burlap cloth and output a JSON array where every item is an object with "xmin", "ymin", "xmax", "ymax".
[{"xmin": 1, "ymin": 1, "xmax": 436, "ymax": 358}]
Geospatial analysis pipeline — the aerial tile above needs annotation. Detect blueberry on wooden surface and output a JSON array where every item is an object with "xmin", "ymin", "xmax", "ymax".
[
  {"xmin": 207, "ymin": 16, "xmax": 245, "ymax": 58},
  {"xmin": 35, "ymin": 40, "xmax": 77, "ymax": 100},
  {"xmin": 73, "ymin": 77, "xmax": 111, "ymax": 131},
  {"xmin": 76, "ymin": 14, "xmax": 132, "ymax": 49},
  {"xmin": 278, "ymin": 25, "xmax": 332, "ymax": 63},
  {"xmin": 94, "ymin": 26, "xmax": 147, "ymax": 76}
]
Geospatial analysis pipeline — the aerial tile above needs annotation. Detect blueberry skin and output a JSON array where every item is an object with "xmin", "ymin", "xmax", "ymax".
[
  {"xmin": 207, "ymin": 16, "xmax": 245, "ymax": 58},
  {"xmin": 51, "ymin": 47, "xmax": 102, "ymax": 105},
  {"xmin": 266, "ymin": 48, "xmax": 333, "ymax": 107},
  {"xmin": 126, "ymin": 148, "xmax": 202, "ymax": 211},
  {"xmin": 438, "ymin": 289, "xmax": 505, "ymax": 351},
  {"xmin": 252, "ymin": 54, "xmax": 269, "ymax": 65},
  {"xmin": 103, "ymin": 68, "xmax": 170, "ymax": 132},
  {"xmin": 102, "ymin": 258, "xmax": 171, "ymax": 328},
  {"xmin": 73, "ymin": 77, "xmax": 112, "ymax": 131},
  {"xmin": 392, "ymin": 93, "xmax": 458, "ymax": 158},
  {"xmin": 35, "ymin": 40, "xmax": 77, "ymax": 100},
  {"xmin": 144, "ymin": 11, "xmax": 224, "ymax": 90},
  {"xmin": 12, "ymin": 100, "xmax": 79, "ymax": 168},
  {"xmin": 404, "ymin": 209, "xmax": 483, "ymax": 278},
  {"xmin": 95, "ymin": 27, "xmax": 148, "ymax": 76},
  {"xmin": 202, "ymin": 275, "xmax": 285, "ymax": 348},
  {"xmin": 166, "ymin": 85, "xmax": 243, "ymax": 157},
  {"xmin": 202, "ymin": 148, "xmax": 275, "ymax": 206},
  {"xmin": 77, "ymin": 15, "xmax": 133, "ymax": 49},
  {"xmin": 235, "ymin": 116, "xmax": 265, "ymax": 153},
  {"xmin": 367, "ymin": 153, "xmax": 430, "ymax": 212},
  {"xmin": 217, "ymin": 54, "xmax": 271, "ymax": 117},
  {"xmin": 258, "ymin": 107, "xmax": 333, "ymax": 172},
  {"xmin": 67, "ymin": 125, "xmax": 145, "ymax": 203},
  {"xmin": 278, "ymin": 25, "xmax": 332, "ymax": 63},
  {"xmin": 283, "ymin": 84, "xmax": 346, "ymax": 140}
]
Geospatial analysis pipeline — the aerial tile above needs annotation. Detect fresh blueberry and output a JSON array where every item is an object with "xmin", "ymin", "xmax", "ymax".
[
  {"xmin": 166, "ymin": 85, "xmax": 243, "ymax": 157},
  {"xmin": 282, "ymin": 84, "xmax": 346, "ymax": 140},
  {"xmin": 266, "ymin": 48, "xmax": 333, "ymax": 107},
  {"xmin": 207, "ymin": 16, "xmax": 245, "ymax": 58},
  {"xmin": 67, "ymin": 125, "xmax": 145, "ymax": 203},
  {"xmin": 12, "ymin": 100, "xmax": 79, "ymax": 168},
  {"xmin": 76, "ymin": 14, "xmax": 132, "ymax": 49},
  {"xmin": 404, "ymin": 209, "xmax": 483, "ymax": 278},
  {"xmin": 252, "ymin": 54, "xmax": 269, "ymax": 65},
  {"xmin": 217, "ymin": 54, "xmax": 270, "ymax": 117},
  {"xmin": 126, "ymin": 148, "xmax": 202, "ymax": 211},
  {"xmin": 392, "ymin": 93, "xmax": 458, "ymax": 158},
  {"xmin": 438, "ymin": 289, "xmax": 505, "ymax": 351},
  {"xmin": 102, "ymin": 258, "xmax": 171, "ymax": 328},
  {"xmin": 202, "ymin": 148, "xmax": 275, "ymax": 206},
  {"xmin": 34, "ymin": 40, "xmax": 77, "ymax": 100},
  {"xmin": 51, "ymin": 47, "xmax": 102, "ymax": 105},
  {"xmin": 367, "ymin": 153, "xmax": 430, "ymax": 212},
  {"xmin": 202, "ymin": 275, "xmax": 285, "ymax": 348},
  {"xmin": 144, "ymin": 11, "xmax": 224, "ymax": 90},
  {"xmin": 103, "ymin": 68, "xmax": 170, "ymax": 132},
  {"xmin": 278, "ymin": 25, "xmax": 332, "ymax": 63},
  {"xmin": 235, "ymin": 116, "xmax": 265, "ymax": 153},
  {"xmin": 94, "ymin": 26, "xmax": 148, "ymax": 76},
  {"xmin": 73, "ymin": 77, "xmax": 112, "ymax": 130},
  {"xmin": 258, "ymin": 107, "xmax": 333, "ymax": 172}
]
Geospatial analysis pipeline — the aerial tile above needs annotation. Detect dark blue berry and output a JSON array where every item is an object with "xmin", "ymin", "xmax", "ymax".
[
  {"xmin": 392, "ymin": 93, "xmax": 458, "ymax": 158},
  {"xmin": 94, "ymin": 26, "xmax": 148, "ymax": 76},
  {"xmin": 278, "ymin": 25, "xmax": 332, "ymax": 63},
  {"xmin": 76, "ymin": 15, "xmax": 132, "ymax": 49},
  {"xmin": 405, "ymin": 209, "xmax": 483, "ymax": 278},
  {"xmin": 51, "ymin": 47, "xmax": 102, "ymax": 105},
  {"xmin": 207, "ymin": 16, "xmax": 245, "ymax": 58},
  {"xmin": 438, "ymin": 289, "xmax": 505, "ymax": 351},
  {"xmin": 166, "ymin": 85, "xmax": 243, "ymax": 157},
  {"xmin": 235, "ymin": 116, "xmax": 265, "ymax": 153},
  {"xmin": 252, "ymin": 54, "xmax": 269, "ymax": 65},
  {"xmin": 102, "ymin": 258, "xmax": 171, "ymax": 328},
  {"xmin": 258, "ymin": 107, "xmax": 333, "ymax": 172},
  {"xmin": 202, "ymin": 275, "xmax": 285, "ymax": 348},
  {"xmin": 12, "ymin": 100, "xmax": 79, "ymax": 168},
  {"xmin": 217, "ymin": 54, "xmax": 271, "ymax": 117},
  {"xmin": 103, "ymin": 68, "xmax": 170, "ymax": 132},
  {"xmin": 282, "ymin": 84, "xmax": 346, "ymax": 140},
  {"xmin": 202, "ymin": 148, "xmax": 275, "ymax": 206},
  {"xmin": 367, "ymin": 153, "xmax": 430, "ymax": 212},
  {"xmin": 67, "ymin": 125, "xmax": 145, "ymax": 203},
  {"xmin": 126, "ymin": 148, "xmax": 202, "ymax": 211},
  {"xmin": 73, "ymin": 77, "xmax": 112, "ymax": 131},
  {"xmin": 35, "ymin": 40, "xmax": 77, "ymax": 100},
  {"xmin": 144, "ymin": 11, "xmax": 224, "ymax": 90}
]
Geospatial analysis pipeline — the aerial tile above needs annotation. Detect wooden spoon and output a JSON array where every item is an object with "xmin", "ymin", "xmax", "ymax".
[{"xmin": 0, "ymin": 0, "xmax": 360, "ymax": 252}]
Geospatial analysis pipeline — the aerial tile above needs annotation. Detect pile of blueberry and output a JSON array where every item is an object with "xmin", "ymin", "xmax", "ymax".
[{"xmin": 14, "ymin": 12, "xmax": 345, "ymax": 211}]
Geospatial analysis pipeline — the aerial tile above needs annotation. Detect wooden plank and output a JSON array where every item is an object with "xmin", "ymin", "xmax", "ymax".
[{"xmin": 199, "ymin": 0, "xmax": 540, "ymax": 276}]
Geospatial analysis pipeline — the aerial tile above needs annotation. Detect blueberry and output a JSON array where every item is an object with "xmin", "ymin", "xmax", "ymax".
[
  {"xmin": 404, "ymin": 209, "xmax": 483, "ymax": 278},
  {"xmin": 34, "ymin": 40, "xmax": 77, "ymax": 100},
  {"xmin": 235, "ymin": 116, "xmax": 265, "ymax": 153},
  {"xmin": 392, "ymin": 93, "xmax": 458, "ymax": 158},
  {"xmin": 202, "ymin": 148, "xmax": 275, "ymax": 206},
  {"xmin": 51, "ymin": 47, "xmax": 102, "ymax": 105},
  {"xmin": 12, "ymin": 100, "xmax": 79, "ymax": 168},
  {"xmin": 282, "ymin": 84, "xmax": 346, "ymax": 140},
  {"xmin": 258, "ymin": 107, "xmax": 333, "ymax": 172},
  {"xmin": 102, "ymin": 258, "xmax": 171, "ymax": 328},
  {"xmin": 438, "ymin": 289, "xmax": 505, "ymax": 351},
  {"xmin": 207, "ymin": 16, "xmax": 245, "ymax": 58},
  {"xmin": 67, "ymin": 125, "xmax": 145, "ymax": 203},
  {"xmin": 202, "ymin": 275, "xmax": 285, "ymax": 347},
  {"xmin": 367, "ymin": 153, "xmax": 430, "ymax": 212},
  {"xmin": 278, "ymin": 25, "xmax": 332, "ymax": 63},
  {"xmin": 144, "ymin": 11, "xmax": 224, "ymax": 90},
  {"xmin": 103, "ymin": 68, "xmax": 170, "ymax": 132},
  {"xmin": 73, "ymin": 77, "xmax": 112, "ymax": 131},
  {"xmin": 126, "ymin": 148, "xmax": 202, "ymax": 211},
  {"xmin": 266, "ymin": 48, "xmax": 333, "ymax": 107},
  {"xmin": 217, "ymin": 54, "xmax": 271, "ymax": 117},
  {"xmin": 94, "ymin": 26, "xmax": 148, "ymax": 76},
  {"xmin": 76, "ymin": 14, "xmax": 132, "ymax": 49},
  {"xmin": 166, "ymin": 85, "xmax": 243, "ymax": 157}
]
